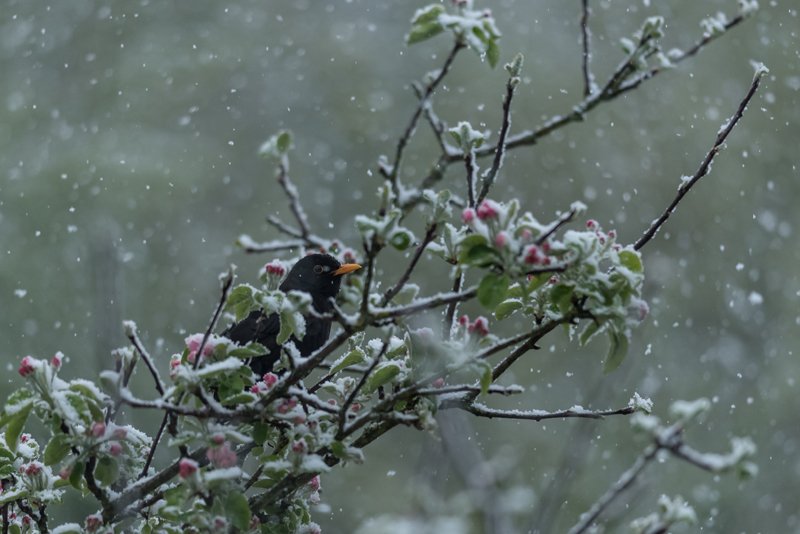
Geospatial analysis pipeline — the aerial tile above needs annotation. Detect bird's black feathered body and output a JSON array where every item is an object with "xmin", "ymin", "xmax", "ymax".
[{"xmin": 222, "ymin": 254, "xmax": 359, "ymax": 376}]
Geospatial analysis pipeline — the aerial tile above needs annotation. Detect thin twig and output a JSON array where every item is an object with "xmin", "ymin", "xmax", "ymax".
[
  {"xmin": 442, "ymin": 271, "xmax": 464, "ymax": 340},
  {"xmin": 265, "ymin": 215, "xmax": 328, "ymax": 250},
  {"xmin": 567, "ymin": 443, "xmax": 659, "ymax": 534},
  {"xmin": 634, "ymin": 68, "xmax": 765, "ymax": 251},
  {"xmin": 456, "ymin": 402, "xmax": 635, "ymax": 422},
  {"xmin": 138, "ymin": 413, "xmax": 169, "ymax": 479},
  {"xmin": 478, "ymin": 75, "xmax": 517, "ymax": 204},
  {"xmin": 411, "ymin": 82, "xmax": 454, "ymax": 155},
  {"xmin": 536, "ymin": 205, "xmax": 580, "ymax": 246},
  {"xmin": 238, "ymin": 235, "xmax": 307, "ymax": 253},
  {"xmin": 339, "ymin": 337, "xmax": 391, "ymax": 435},
  {"xmin": 616, "ymin": 14, "xmax": 747, "ymax": 96},
  {"xmin": 374, "ymin": 286, "xmax": 477, "ymax": 320},
  {"xmin": 381, "ymin": 224, "xmax": 437, "ymax": 306},
  {"xmin": 384, "ymin": 41, "xmax": 465, "ymax": 196},
  {"xmin": 192, "ymin": 267, "xmax": 235, "ymax": 370},
  {"xmin": 125, "ymin": 322, "xmax": 165, "ymax": 396},
  {"xmin": 276, "ymin": 160, "xmax": 312, "ymax": 240},
  {"xmin": 463, "ymin": 149, "xmax": 477, "ymax": 208},
  {"xmin": 580, "ymin": 0, "xmax": 595, "ymax": 97}
]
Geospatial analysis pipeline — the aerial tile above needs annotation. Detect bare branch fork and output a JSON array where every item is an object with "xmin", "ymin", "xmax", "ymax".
[
  {"xmin": 381, "ymin": 40, "xmax": 466, "ymax": 194},
  {"xmin": 634, "ymin": 68, "xmax": 766, "ymax": 250}
]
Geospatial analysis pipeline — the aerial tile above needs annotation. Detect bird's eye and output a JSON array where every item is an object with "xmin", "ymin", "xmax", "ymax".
[{"xmin": 313, "ymin": 265, "xmax": 324, "ymax": 274}]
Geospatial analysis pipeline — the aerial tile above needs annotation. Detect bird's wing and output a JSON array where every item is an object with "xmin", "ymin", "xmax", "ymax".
[{"xmin": 222, "ymin": 310, "xmax": 282, "ymax": 375}]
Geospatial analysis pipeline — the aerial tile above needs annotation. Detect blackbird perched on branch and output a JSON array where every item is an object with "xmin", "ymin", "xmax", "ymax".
[{"xmin": 222, "ymin": 253, "xmax": 361, "ymax": 376}]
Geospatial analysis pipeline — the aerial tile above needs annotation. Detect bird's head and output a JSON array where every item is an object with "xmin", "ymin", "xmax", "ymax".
[{"xmin": 279, "ymin": 253, "xmax": 362, "ymax": 308}]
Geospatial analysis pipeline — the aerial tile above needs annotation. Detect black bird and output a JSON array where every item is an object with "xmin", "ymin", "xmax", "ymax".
[{"xmin": 222, "ymin": 253, "xmax": 361, "ymax": 376}]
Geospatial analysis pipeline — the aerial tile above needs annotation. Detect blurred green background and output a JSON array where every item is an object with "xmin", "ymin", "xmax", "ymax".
[{"xmin": 1, "ymin": 0, "xmax": 798, "ymax": 532}]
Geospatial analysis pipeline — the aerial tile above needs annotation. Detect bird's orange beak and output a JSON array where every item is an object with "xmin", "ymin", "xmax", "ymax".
[{"xmin": 332, "ymin": 263, "xmax": 362, "ymax": 276}]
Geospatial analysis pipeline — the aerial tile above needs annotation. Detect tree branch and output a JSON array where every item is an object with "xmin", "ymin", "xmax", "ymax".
[
  {"xmin": 453, "ymin": 401, "xmax": 634, "ymax": 422},
  {"xmin": 383, "ymin": 40, "xmax": 465, "ymax": 199},
  {"xmin": 381, "ymin": 224, "xmax": 437, "ymax": 306},
  {"xmin": 580, "ymin": 0, "xmax": 595, "ymax": 97},
  {"xmin": 634, "ymin": 67, "xmax": 766, "ymax": 251}
]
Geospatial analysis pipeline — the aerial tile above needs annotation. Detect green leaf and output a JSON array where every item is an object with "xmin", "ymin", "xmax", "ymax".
[
  {"xmin": 228, "ymin": 342, "xmax": 268, "ymax": 359},
  {"xmin": 253, "ymin": 423, "xmax": 270, "ymax": 446},
  {"xmin": 486, "ymin": 39, "xmax": 500, "ymax": 68},
  {"xmin": 479, "ymin": 362, "xmax": 493, "ymax": 394},
  {"xmin": 94, "ymin": 456, "xmax": 119, "ymax": 486},
  {"xmin": 494, "ymin": 299, "xmax": 523, "ymax": 320},
  {"xmin": 407, "ymin": 5, "xmax": 445, "ymax": 44},
  {"xmin": 478, "ymin": 273, "xmax": 510, "ymax": 309},
  {"xmin": 579, "ymin": 321, "xmax": 602, "ymax": 347},
  {"xmin": 603, "ymin": 330, "xmax": 629, "ymax": 374},
  {"xmin": 549, "ymin": 284, "xmax": 574, "ymax": 309},
  {"xmin": 69, "ymin": 461, "xmax": 85, "ymax": 490},
  {"xmin": 618, "ymin": 249, "xmax": 643, "ymax": 273},
  {"xmin": 277, "ymin": 310, "xmax": 296, "ymax": 345},
  {"xmin": 411, "ymin": 4, "xmax": 444, "ymax": 25},
  {"xmin": 225, "ymin": 491, "xmax": 252, "ymax": 531},
  {"xmin": 363, "ymin": 363, "xmax": 402, "ymax": 394},
  {"xmin": 226, "ymin": 285, "xmax": 260, "ymax": 322},
  {"xmin": 5, "ymin": 404, "xmax": 32, "ymax": 452},
  {"xmin": 389, "ymin": 228, "xmax": 414, "ymax": 251},
  {"xmin": 276, "ymin": 130, "xmax": 293, "ymax": 154},
  {"xmin": 407, "ymin": 21, "xmax": 445, "ymax": 45},
  {"xmin": 44, "ymin": 434, "xmax": 71, "ymax": 466},
  {"xmin": 330, "ymin": 348, "xmax": 366, "ymax": 375}
]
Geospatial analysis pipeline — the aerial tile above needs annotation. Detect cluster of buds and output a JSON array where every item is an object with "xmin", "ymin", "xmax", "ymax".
[
  {"xmin": 263, "ymin": 260, "xmax": 287, "ymax": 289},
  {"xmin": 586, "ymin": 219, "xmax": 620, "ymax": 250},
  {"xmin": 185, "ymin": 333, "xmax": 224, "ymax": 364},
  {"xmin": 458, "ymin": 314, "xmax": 490, "ymax": 337},
  {"xmin": 18, "ymin": 461, "xmax": 51, "ymax": 492},
  {"xmin": 523, "ymin": 243, "xmax": 552, "ymax": 266},
  {"xmin": 250, "ymin": 372, "xmax": 279, "ymax": 394},
  {"xmin": 206, "ymin": 435, "xmax": 238, "ymax": 468}
]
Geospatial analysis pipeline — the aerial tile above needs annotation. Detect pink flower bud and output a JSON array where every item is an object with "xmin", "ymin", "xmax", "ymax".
[
  {"xmin": 291, "ymin": 440, "xmax": 306, "ymax": 453},
  {"xmin": 90, "ymin": 421, "xmax": 106, "ymax": 438},
  {"xmin": 24, "ymin": 462, "xmax": 42, "ymax": 476},
  {"xmin": 350, "ymin": 402, "xmax": 362, "ymax": 412},
  {"xmin": 468, "ymin": 316, "xmax": 490, "ymax": 337},
  {"xmin": 250, "ymin": 383, "xmax": 263, "ymax": 394},
  {"xmin": 277, "ymin": 397, "xmax": 298, "ymax": 414},
  {"xmin": 524, "ymin": 245, "xmax": 544, "ymax": 265},
  {"xmin": 586, "ymin": 219, "xmax": 598, "ymax": 230},
  {"xmin": 59, "ymin": 467, "xmax": 71, "ymax": 480},
  {"xmin": 211, "ymin": 433, "xmax": 225, "ymax": 445},
  {"xmin": 108, "ymin": 442, "xmax": 123, "ymax": 457},
  {"xmin": 265, "ymin": 260, "xmax": 286, "ymax": 277},
  {"xmin": 112, "ymin": 428, "xmax": 128, "ymax": 440},
  {"xmin": 178, "ymin": 458, "xmax": 198, "ymax": 479},
  {"xmin": 494, "ymin": 231, "xmax": 508, "ymax": 248},
  {"xmin": 51, "ymin": 352, "xmax": 63, "ymax": 369},
  {"xmin": 206, "ymin": 442, "xmax": 237, "ymax": 468},
  {"xmin": 18, "ymin": 356, "xmax": 36, "ymax": 377},
  {"xmin": 461, "ymin": 207, "xmax": 476, "ymax": 224},
  {"xmin": 85, "ymin": 515, "xmax": 103, "ymax": 532},
  {"xmin": 458, "ymin": 314, "xmax": 470, "ymax": 326},
  {"xmin": 214, "ymin": 518, "xmax": 227, "ymax": 529},
  {"xmin": 309, "ymin": 475, "xmax": 321, "ymax": 492},
  {"xmin": 20, "ymin": 434, "xmax": 29, "ymax": 443},
  {"xmin": 476, "ymin": 200, "xmax": 500, "ymax": 220},
  {"xmin": 327, "ymin": 398, "xmax": 337, "ymax": 406},
  {"xmin": 263, "ymin": 372, "xmax": 278, "ymax": 387},
  {"xmin": 607, "ymin": 229, "xmax": 616, "ymax": 239},
  {"xmin": 432, "ymin": 378, "xmax": 446, "ymax": 389}
]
